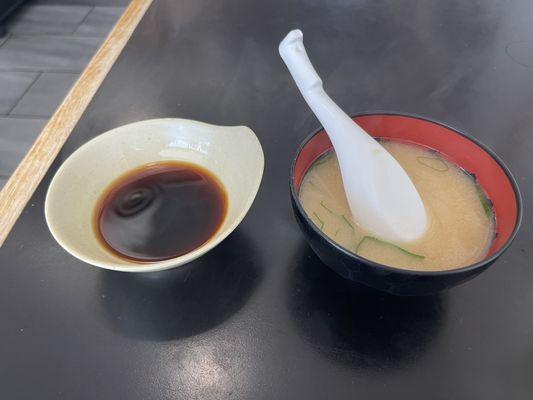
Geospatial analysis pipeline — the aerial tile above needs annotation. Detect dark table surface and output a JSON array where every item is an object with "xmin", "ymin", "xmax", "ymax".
[{"xmin": 1, "ymin": 0, "xmax": 533, "ymax": 398}]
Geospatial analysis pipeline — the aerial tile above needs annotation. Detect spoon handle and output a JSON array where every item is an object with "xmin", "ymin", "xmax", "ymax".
[
  {"xmin": 279, "ymin": 30, "xmax": 370, "ymax": 149},
  {"xmin": 278, "ymin": 30, "xmax": 322, "ymax": 91}
]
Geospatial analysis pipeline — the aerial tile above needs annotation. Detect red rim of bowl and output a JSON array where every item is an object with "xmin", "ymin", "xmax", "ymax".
[{"xmin": 290, "ymin": 112, "xmax": 523, "ymax": 276}]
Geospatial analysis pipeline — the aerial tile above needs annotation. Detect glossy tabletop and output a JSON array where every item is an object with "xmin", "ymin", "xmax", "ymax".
[{"xmin": 1, "ymin": 0, "xmax": 532, "ymax": 398}]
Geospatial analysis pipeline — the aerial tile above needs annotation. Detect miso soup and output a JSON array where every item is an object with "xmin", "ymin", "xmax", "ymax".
[{"xmin": 298, "ymin": 141, "xmax": 495, "ymax": 271}]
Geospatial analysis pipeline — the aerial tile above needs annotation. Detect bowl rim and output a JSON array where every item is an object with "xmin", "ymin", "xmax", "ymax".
[{"xmin": 289, "ymin": 111, "xmax": 523, "ymax": 276}]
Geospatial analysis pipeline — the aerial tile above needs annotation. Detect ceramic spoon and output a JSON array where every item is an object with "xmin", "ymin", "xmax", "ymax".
[{"xmin": 279, "ymin": 29, "xmax": 427, "ymax": 243}]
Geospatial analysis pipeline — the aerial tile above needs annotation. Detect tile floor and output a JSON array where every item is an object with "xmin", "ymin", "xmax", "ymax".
[{"xmin": 0, "ymin": 0, "xmax": 127, "ymax": 188}]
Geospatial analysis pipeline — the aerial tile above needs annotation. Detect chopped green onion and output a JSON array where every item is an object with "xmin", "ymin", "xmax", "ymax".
[
  {"xmin": 320, "ymin": 201, "xmax": 338, "ymax": 216},
  {"xmin": 308, "ymin": 180, "xmax": 322, "ymax": 192},
  {"xmin": 355, "ymin": 236, "xmax": 425, "ymax": 259},
  {"xmin": 341, "ymin": 215, "xmax": 354, "ymax": 232},
  {"xmin": 416, "ymin": 156, "xmax": 449, "ymax": 172},
  {"xmin": 476, "ymin": 185, "xmax": 493, "ymax": 219},
  {"xmin": 313, "ymin": 212, "xmax": 324, "ymax": 230}
]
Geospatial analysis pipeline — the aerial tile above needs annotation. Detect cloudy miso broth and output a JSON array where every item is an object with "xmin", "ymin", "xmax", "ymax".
[{"xmin": 298, "ymin": 141, "xmax": 495, "ymax": 271}]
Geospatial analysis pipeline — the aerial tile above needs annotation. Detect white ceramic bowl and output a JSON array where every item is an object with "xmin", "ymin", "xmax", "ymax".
[{"xmin": 45, "ymin": 118, "xmax": 264, "ymax": 272}]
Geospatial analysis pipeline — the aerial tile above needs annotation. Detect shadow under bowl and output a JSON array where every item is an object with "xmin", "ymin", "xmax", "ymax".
[{"xmin": 290, "ymin": 113, "xmax": 522, "ymax": 296}]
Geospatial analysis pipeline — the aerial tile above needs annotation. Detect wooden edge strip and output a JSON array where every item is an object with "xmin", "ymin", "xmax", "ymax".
[{"xmin": 0, "ymin": 0, "xmax": 153, "ymax": 246}]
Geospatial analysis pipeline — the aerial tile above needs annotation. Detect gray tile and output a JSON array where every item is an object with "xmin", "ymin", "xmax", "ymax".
[
  {"xmin": 75, "ymin": 6, "xmax": 125, "ymax": 36},
  {"xmin": 0, "ymin": 117, "xmax": 47, "ymax": 176},
  {"xmin": 0, "ymin": 35, "xmax": 102, "ymax": 72},
  {"xmin": 0, "ymin": 35, "xmax": 8, "ymax": 48},
  {"xmin": 0, "ymin": 72, "xmax": 38, "ymax": 114},
  {"xmin": 7, "ymin": 5, "xmax": 92, "ymax": 34},
  {"xmin": 11, "ymin": 72, "xmax": 78, "ymax": 117}
]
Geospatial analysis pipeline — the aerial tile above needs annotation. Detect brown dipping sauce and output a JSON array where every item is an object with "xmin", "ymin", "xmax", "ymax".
[{"xmin": 94, "ymin": 161, "xmax": 227, "ymax": 262}]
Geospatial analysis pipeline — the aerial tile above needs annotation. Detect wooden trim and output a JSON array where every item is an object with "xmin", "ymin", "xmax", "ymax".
[{"xmin": 0, "ymin": 0, "xmax": 153, "ymax": 246}]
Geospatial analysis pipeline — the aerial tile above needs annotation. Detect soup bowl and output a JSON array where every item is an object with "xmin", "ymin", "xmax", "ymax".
[
  {"xmin": 290, "ymin": 113, "xmax": 522, "ymax": 295},
  {"xmin": 45, "ymin": 118, "xmax": 264, "ymax": 272}
]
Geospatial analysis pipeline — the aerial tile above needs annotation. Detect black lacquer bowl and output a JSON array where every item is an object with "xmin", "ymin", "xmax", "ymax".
[{"xmin": 290, "ymin": 113, "xmax": 522, "ymax": 295}]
